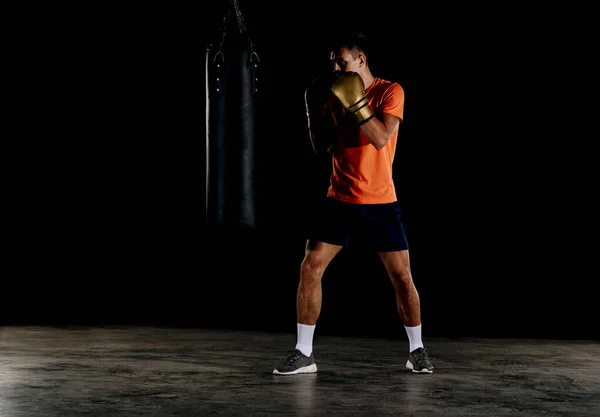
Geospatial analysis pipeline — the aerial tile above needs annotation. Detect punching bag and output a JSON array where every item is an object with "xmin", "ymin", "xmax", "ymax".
[{"xmin": 205, "ymin": 0, "xmax": 260, "ymax": 230}]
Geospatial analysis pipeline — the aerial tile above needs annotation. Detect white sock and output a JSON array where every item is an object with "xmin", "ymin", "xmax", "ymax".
[
  {"xmin": 405, "ymin": 324, "xmax": 424, "ymax": 353},
  {"xmin": 295, "ymin": 323, "xmax": 316, "ymax": 356}
]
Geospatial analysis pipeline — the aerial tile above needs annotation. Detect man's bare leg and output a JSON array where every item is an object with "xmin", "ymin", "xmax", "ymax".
[
  {"xmin": 379, "ymin": 249, "xmax": 433, "ymax": 373},
  {"xmin": 297, "ymin": 239, "xmax": 343, "ymax": 325},
  {"xmin": 272, "ymin": 240, "xmax": 342, "ymax": 375},
  {"xmin": 379, "ymin": 249, "xmax": 421, "ymax": 327}
]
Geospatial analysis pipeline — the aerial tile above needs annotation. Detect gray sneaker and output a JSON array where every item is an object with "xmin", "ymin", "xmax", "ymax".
[
  {"xmin": 273, "ymin": 349, "xmax": 317, "ymax": 375},
  {"xmin": 406, "ymin": 347, "xmax": 434, "ymax": 373}
]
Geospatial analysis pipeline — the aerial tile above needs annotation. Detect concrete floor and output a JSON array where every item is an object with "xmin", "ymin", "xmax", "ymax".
[{"xmin": 0, "ymin": 326, "xmax": 598, "ymax": 416}]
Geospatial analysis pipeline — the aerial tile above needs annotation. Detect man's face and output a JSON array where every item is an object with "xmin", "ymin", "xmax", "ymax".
[{"xmin": 331, "ymin": 47, "xmax": 362, "ymax": 73}]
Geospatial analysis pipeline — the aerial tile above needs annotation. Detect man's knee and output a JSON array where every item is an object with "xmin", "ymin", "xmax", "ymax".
[
  {"xmin": 300, "ymin": 258, "xmax": 326, "ymax": 281},
  {"xmin": 389, "ymin": 267, "xmax": 413, "ymax": 287}
]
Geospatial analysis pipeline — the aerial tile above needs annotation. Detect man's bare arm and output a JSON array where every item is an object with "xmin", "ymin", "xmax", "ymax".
[{"xmin": 360, "ymin": 113, "xmax": 401, "ymax": 150}]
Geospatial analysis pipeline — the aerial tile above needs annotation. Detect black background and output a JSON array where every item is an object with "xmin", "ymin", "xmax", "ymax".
[{"xmin": 4, "ymin": 1, "xmax": 596, "ymax": 341}]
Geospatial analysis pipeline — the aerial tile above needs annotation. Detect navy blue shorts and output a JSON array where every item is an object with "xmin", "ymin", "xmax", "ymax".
[{"xmin": 307, "ymin": 197, "xmax": 409, "ymax": 252}]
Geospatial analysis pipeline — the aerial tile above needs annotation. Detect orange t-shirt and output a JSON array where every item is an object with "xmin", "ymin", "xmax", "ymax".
[{"xmin": 327, "ymin": 77, "xmax": 405, "ymax": 204}]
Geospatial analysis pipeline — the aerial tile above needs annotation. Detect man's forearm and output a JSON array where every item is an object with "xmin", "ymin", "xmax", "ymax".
[{"xmin": 360, "ymin": 113, "xmax": 400, "ymax": 150}]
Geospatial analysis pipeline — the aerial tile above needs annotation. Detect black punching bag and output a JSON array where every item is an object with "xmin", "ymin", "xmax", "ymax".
[{"xmin": 205, "ymin": 0, "xmax": 260, "ymax": 230}]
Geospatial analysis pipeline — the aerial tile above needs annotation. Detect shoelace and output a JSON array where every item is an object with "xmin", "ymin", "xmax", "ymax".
[
  {"xmin": 413, "ymin": 348, "xmax": 432, "ymax": 365},
  {"xmin": 284, "ymin": 350, "xmax": 303, "ymax": 365}
]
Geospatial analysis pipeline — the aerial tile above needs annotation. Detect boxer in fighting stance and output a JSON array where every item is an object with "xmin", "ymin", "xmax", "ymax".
[{"xmin": 272, "ymin": 31, "xmax": 433, "ymax": 375}]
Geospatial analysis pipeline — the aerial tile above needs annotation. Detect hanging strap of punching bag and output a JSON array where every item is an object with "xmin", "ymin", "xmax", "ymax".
[
  {"xmin": 231, "ymin": 0, "xmax": 261, "ymax": 89},
  {"xmin": 218, "ymin": 0, "xmax": 260, "ymax": 87}
]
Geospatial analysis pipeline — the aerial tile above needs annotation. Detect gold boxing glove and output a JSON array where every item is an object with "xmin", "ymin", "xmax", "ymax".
[{"xmin": 330, "ymin": 72, "xmax": 374, "ymax": 125}]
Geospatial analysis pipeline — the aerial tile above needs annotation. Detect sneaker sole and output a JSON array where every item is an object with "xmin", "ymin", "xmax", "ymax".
[
  {"xmin": 406, "ymin": 359, "xmax": 433, "ymax": 373},
  {"xmin": 272, "ymin": 364, "xmax": 317, "ymax": 375}
]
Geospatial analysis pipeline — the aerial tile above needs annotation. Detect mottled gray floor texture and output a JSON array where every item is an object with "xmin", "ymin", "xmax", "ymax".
[{"xmin": 0, "ymin": 326, "xmax": 598, "ymax": 416}]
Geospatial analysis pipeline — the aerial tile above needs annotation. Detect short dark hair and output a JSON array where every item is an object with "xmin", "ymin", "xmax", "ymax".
[{"xmin": 329, "ymin": 31, "xmax": 370, "ymax": 62}]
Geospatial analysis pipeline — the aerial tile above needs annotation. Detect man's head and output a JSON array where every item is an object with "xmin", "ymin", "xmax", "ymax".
[{"xmin": 329, "ymin": 32, "xmax": 370, "ymax": 76}]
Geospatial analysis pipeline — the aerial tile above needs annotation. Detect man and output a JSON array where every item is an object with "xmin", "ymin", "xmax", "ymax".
[{"xmin": 273, "ymin": 32, "xmax": 433, "ymax": 375}]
